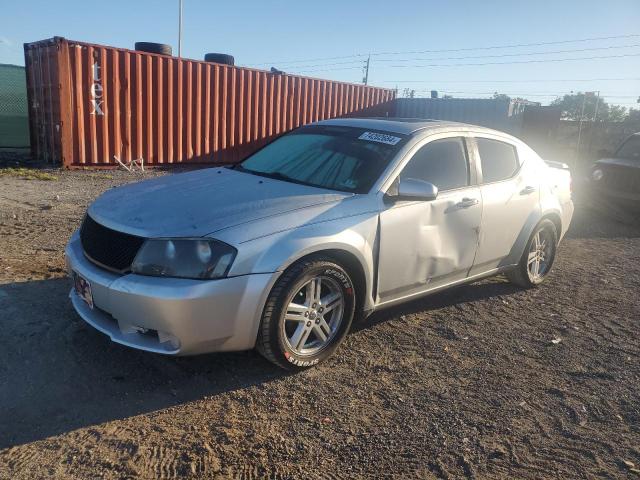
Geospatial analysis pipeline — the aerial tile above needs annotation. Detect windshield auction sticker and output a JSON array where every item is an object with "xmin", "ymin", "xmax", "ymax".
[{"xmin": 358, "ymin": 131, "xmax": 402, "ymax": 145}]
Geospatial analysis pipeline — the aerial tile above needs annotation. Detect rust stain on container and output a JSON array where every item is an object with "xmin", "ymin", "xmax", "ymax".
[{"xmin": 24, "ymin": 37, "xmax": 396, "ymax": 167}]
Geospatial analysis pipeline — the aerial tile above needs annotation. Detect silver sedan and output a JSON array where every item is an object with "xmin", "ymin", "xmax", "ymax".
[{"xmin": 66, "ymin": 118, "xmax": 574, "ymax": 369}]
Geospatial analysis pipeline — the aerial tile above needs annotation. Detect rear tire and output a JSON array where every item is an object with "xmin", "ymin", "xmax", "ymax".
[
  {"xmin": 507, "ymin": 219, "xmax": 558, "ymax": 288},
  {"xmin": 256, "ymin": 256, "xmax": 356, "ymax": 371}
]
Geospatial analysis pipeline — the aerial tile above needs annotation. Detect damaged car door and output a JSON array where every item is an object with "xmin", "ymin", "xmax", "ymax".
[{"xmin": 377, "ymin": 136, "xmax": 482, "ymax": 303}]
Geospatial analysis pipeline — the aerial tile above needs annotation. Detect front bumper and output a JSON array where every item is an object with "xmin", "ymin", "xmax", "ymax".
[{"xmin": 65, "ymin": 232, "xmax": 278, "ymax": 355}]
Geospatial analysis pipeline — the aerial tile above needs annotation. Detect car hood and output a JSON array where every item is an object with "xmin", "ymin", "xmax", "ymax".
[
  {"xmin": 595, "ymin": 157, "xmax": 640, "ymax": 169},
  {"xmin": 88, "ymin": 168, "xmax": 355, "ymax": 239}
]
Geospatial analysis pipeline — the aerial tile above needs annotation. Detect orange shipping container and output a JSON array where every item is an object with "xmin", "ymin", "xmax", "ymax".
[{"xmin": 24, "ymin": 37, "xmax": 396, "ymax": 168}]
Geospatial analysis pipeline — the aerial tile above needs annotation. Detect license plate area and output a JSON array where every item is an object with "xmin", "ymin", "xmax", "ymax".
[{"xmin": 73, "ymin": 271, "xmax": 94, "ymax": 309}]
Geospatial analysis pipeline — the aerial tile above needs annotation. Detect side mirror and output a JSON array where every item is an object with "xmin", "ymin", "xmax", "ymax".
[{"xmin": 397, "ymin": 178, "xmax": 438, "ymax": 201}]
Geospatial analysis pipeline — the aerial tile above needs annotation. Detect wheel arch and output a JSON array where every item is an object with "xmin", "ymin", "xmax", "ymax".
[
  {"xmin": 501, "ymin": 209, "xmax": 562, "ymax": 268},
  {"xmin": 540, "ymin": 211, "xmax": 562, "ymax": 238},
  {"xmin": 279, "ymin": 248, "xmax": 370, "ymax": 316}
]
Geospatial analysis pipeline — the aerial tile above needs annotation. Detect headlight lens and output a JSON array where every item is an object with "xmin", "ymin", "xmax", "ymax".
[
  {"xmin": 592, "ymin": 168, "xmax": 604, "ymax": 181},
  {"xmin": 131, "ymin": 239, "xmax": 237, "ymax": 279}
]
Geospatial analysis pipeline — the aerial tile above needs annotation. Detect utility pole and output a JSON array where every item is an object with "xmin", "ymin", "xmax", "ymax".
[
  {"xmin": 576, "ymin": 93, "xmax": 588, "ymax": 162},
  {"xmin": 587, "ymin": 91, "xmax": 601, "ymax": 155},
  {"xmin": 363, "ymin": 55, "xmax": 370, "ymax": 85},
  {"xmin": 592, "ymin": 91, "xmax": 601, "ymax": 122},
  {"xmin": 178, "ymin": 0, "xmax": 183, "ymax": 58}
]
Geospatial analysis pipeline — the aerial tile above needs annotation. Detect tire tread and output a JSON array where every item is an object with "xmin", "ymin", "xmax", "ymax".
[{"xmin": 256, "ymin": 255, "xmax": 352, "ymax": 370}]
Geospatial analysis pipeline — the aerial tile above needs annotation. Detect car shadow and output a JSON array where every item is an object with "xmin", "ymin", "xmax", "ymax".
[
  {"xmin": 0, "ymin": 274, "xmax": 523, "ymax": 449},
  {"xmin": 0, "ymin": 278, "xmax": 288, "ymax": 449},
  {"xmin": 353, "ymin": 277, "xmax": 521, "ymax": 333}
]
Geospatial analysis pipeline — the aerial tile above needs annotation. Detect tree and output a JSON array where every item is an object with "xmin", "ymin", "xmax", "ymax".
[
  {"xmin": 492, "ymin": 92, "xmax": 511, "ymax": 101},
  {"xmin": 625, "ymin": 108, "xmax": 640, "ymax": 123},
  {"xmin": 402, "ymin": 88, "xmax": 416, "ymax": 98},
  {"xmin": 492, "ymin": 92, "xmax": 535, "ymax": 103},
  {"xmin": 550, "ymin": 92, "xmax": 628, "ymax": 122}
]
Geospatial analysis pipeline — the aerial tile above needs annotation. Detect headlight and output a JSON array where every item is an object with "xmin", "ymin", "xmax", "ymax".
[
  {"xmin": 131, "ymin": 239, "xmax": 237, "ymax": 279},
  {"xmin": 592, "ymin": 168, "xmax": 604, "ymax": 181}
]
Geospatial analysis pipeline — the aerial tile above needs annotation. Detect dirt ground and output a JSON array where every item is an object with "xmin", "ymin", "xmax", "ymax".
[{"xmin": 0, "ymin": 158, "xmax": 639, "ymax": 479}]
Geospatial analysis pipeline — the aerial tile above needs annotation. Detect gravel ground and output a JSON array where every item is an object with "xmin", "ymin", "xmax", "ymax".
[{"xmin": 0, "ymin": 162, "xmax": 639, "ymax": 479}]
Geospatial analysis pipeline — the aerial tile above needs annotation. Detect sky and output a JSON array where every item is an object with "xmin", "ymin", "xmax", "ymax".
[{"xmin": 1, "ymin": 0, "xmax": 639, "ymax": 109}]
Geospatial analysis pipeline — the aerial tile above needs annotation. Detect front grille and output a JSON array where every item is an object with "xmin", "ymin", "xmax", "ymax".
[{"xmin": 80, "ymin": 215, "xmax": 146, "ymax": 272}]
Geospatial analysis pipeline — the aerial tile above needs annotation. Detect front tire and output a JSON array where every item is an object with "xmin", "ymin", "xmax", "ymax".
[
  {"xmin": 507, "ymin": 219, "xmax": 558, "ymax": 288},
  {"xmin": 256, "ymin": 256, "xmax": 356, "ymax": 370}
]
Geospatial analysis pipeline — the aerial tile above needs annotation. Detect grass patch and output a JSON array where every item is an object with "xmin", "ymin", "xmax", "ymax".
[{"xmin": 0, "ymin": 168, "xmax": 58, "ymax": 181}]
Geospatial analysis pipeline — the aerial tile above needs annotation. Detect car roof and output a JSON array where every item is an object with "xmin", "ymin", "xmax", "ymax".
[{"xmin": 315, "ymin": 117, "xmax": 502, "ymax": 136}]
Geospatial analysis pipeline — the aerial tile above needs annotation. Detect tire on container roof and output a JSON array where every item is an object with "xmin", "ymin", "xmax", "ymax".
[
  {"xmin": 204, "ymin": 53, "xmax": 234, "ymax": 65},
  {"xmin": 134, "ymin": 42, "xmax": 173, "ymax": 56}
]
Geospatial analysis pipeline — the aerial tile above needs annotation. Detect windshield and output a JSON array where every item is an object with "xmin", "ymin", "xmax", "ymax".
[
  {"xmin": 615, "ymin": 136, "xmax": 640, "ymax": 162},
  {"xmin": 237, "ymin": 126, "xmax": 406, "ymax": 193}
]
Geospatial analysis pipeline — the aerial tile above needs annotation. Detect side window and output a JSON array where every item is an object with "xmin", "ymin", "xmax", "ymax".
[
  {"xmin": 400, "ymin": 138, "xmax": 469, "ymax": 191},
  {"xmin": 477, "ymin": 138, "xmax": 519, "ymax": 183}
]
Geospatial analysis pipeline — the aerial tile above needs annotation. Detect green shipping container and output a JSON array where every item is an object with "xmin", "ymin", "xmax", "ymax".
[{"xmin": 0, "ymin": 63, "xmax": 30, "ymax": 148}]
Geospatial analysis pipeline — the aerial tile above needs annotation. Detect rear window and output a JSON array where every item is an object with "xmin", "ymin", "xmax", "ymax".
[
  {"xmin": 239, "ymin": 126, "xmax": 406, "ymax": 193},
  {"xmin": 477, "ymin": 138, "xmax": 519, "ymax": 183}
]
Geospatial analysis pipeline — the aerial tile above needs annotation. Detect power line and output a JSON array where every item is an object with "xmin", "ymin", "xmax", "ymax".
[
  {"xmin": 381, "ymin": 77, "xmax": 640, "ymax": 83},
  {"xmin": 295, "ymin": 52, "xmax": 640, "ymax": 73},
  {"xmin": 411, "ymin": 88, "xmax": 635, "ymax": 95},
  {"xmin": 414, "ymin": 91, "xmax": 638, "ymax": 98},
  {"xmin": 375, "ymin": 43, "xmax": 640, "ymax": 63},
  {"xmin": 389, "ymin": 52, "xmax": 640, "ymax": 69},
  {"xmin": 250, "ymin": 33, "xmax": 640, "ymax": 66},
  {"xmin": 285, "ymin": 43, "xmax": 640, "ymax": 71},
  {"xmin": 403, "ymin": 90, "xmax": 639, "ymax": 105},
  {"xmin": 250, "ymin": 53, "xmax": 369, "ymax": 67},
  {"xmin": 407, "ymin": 93, "xmax": 638, "ymax": 105},
  {"xmin": 367, "ymin": 34, "xmax": 640, "ymax": 58}
]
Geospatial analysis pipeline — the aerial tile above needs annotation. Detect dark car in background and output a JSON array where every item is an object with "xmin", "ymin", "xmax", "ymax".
[{"xmin": 589, "ymin": 133, "xmax": 640, "ymax": 209}]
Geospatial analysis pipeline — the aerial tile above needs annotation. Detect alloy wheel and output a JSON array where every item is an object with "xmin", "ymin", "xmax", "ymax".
[
  {"xmin": 282, "ymin": 276, "xmax": 345, "ymax": 356},
  {"xmin": 527, "ymin": 228, "xmax": 552, "ymax": 281}
]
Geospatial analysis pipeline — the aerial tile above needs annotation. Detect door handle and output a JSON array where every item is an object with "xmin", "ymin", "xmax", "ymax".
[
  {"xmin": 455, "ymin": 197, "xmax": 479, "ymax": 208},
  {"xmin": 520, "ymin": 186, "xmax": 536, "ymax": 195}
]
